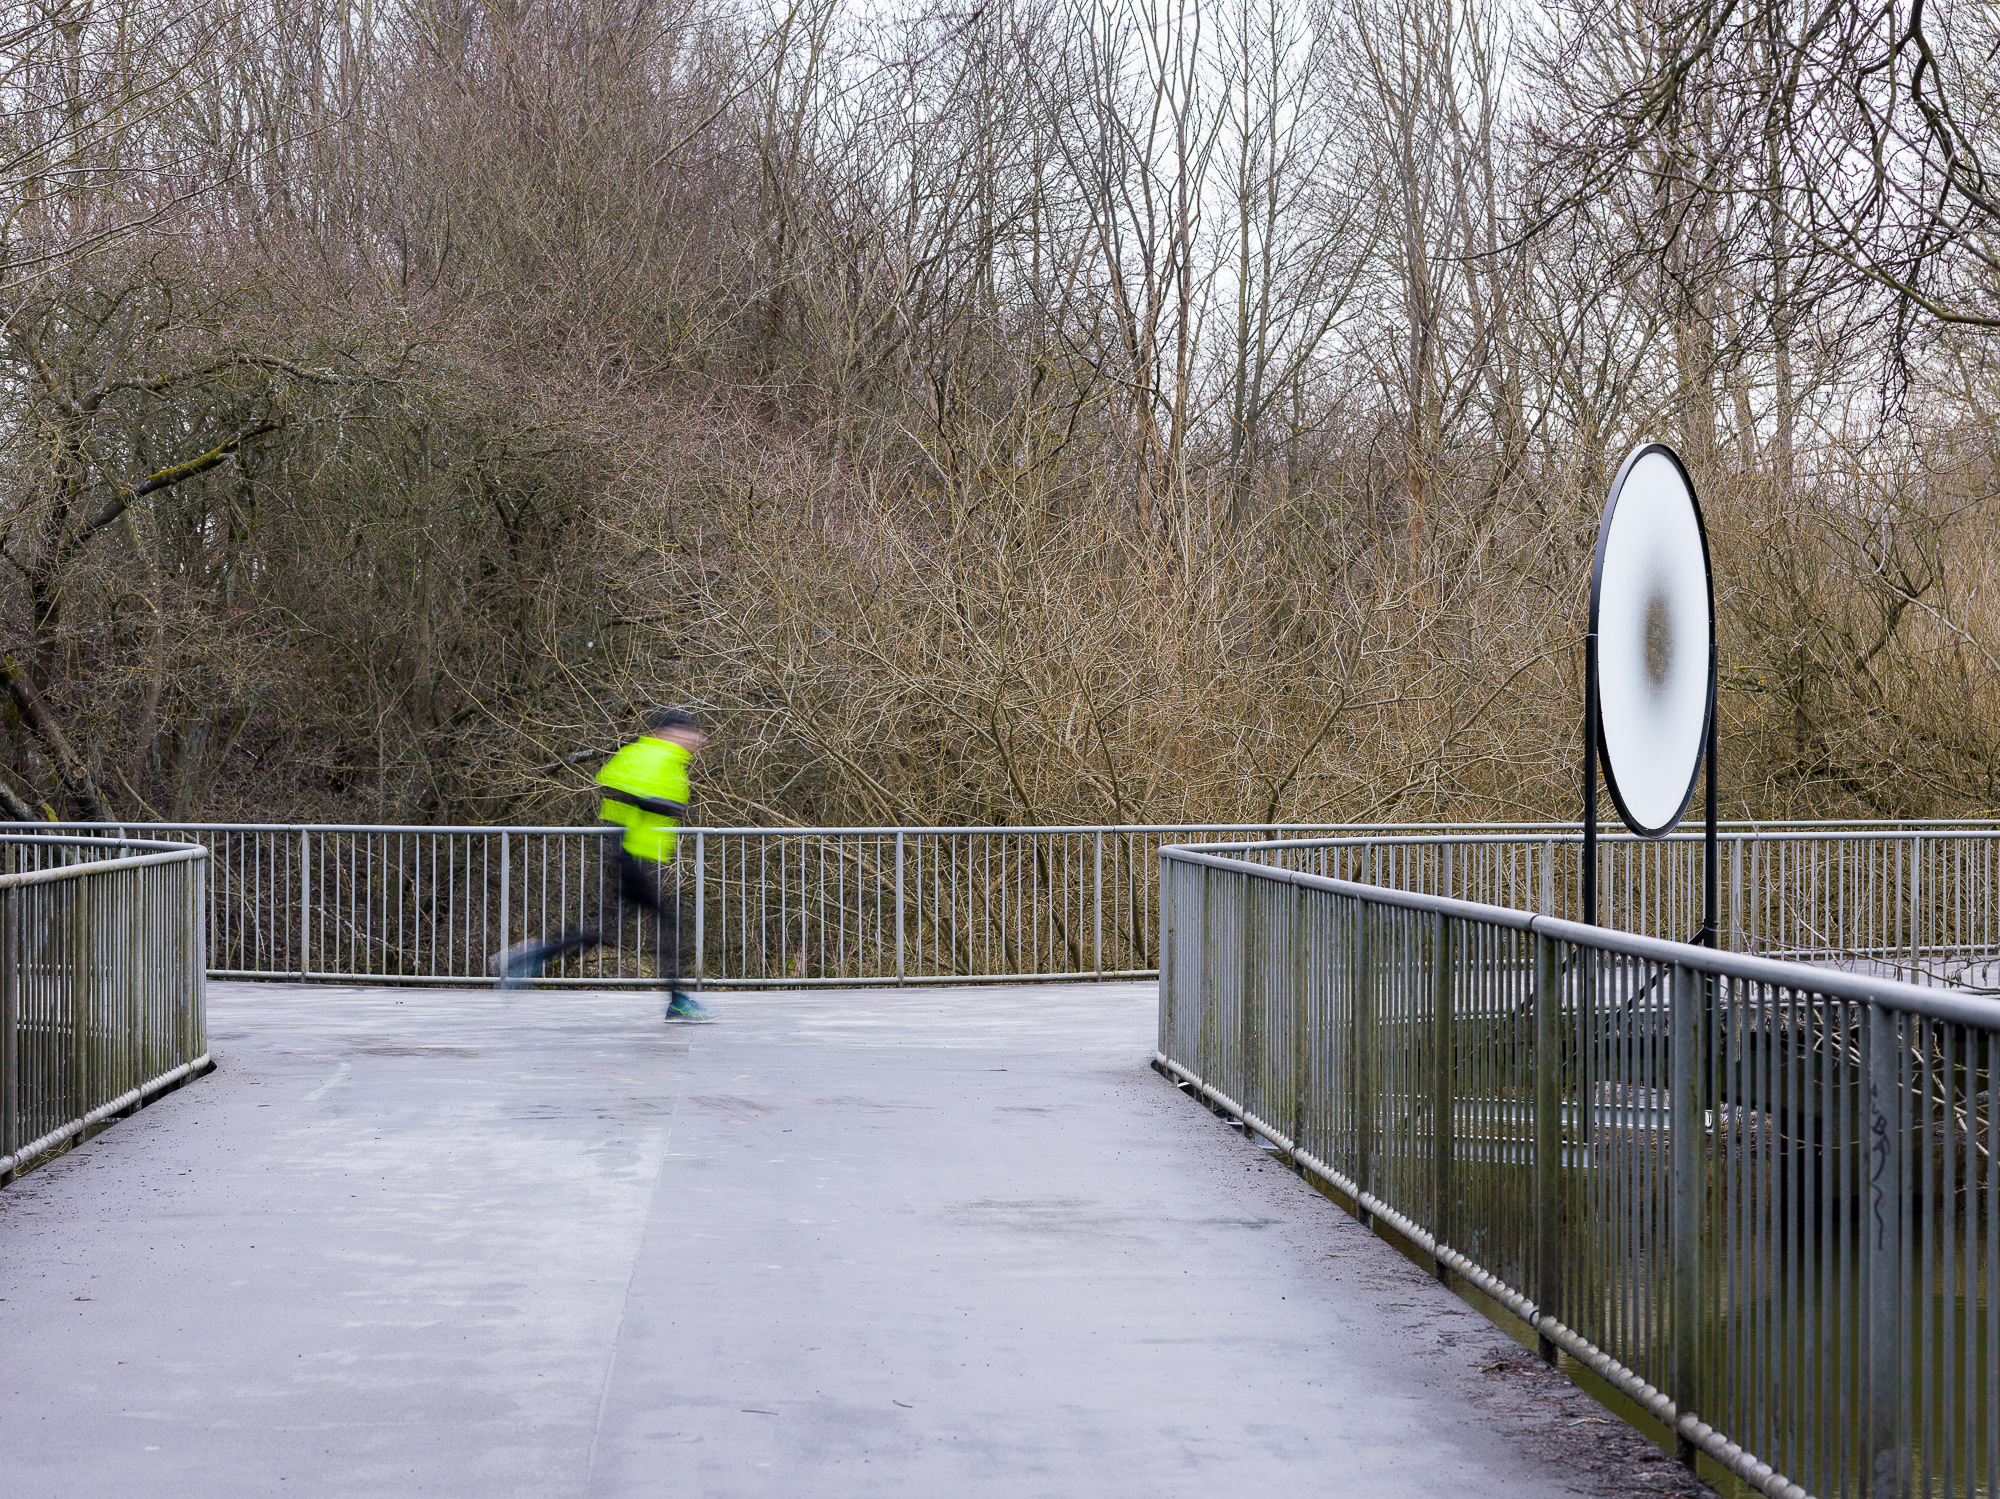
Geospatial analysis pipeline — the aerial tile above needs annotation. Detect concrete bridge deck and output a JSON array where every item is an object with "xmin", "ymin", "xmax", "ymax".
[{"xmin": 0, "ymin": 983, "xmax": 1705, "ymax": 1497}]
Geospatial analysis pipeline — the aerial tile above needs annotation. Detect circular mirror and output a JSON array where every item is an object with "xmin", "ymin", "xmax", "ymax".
[{"xmin": 1591, "ymin": 443, "xmax": 1713, "ymax": 838}]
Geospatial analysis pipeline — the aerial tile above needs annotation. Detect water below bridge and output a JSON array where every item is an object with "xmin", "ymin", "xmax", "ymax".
[{"xmin": 0, "ymin": 982, "xmax": 1712, "ymax": 1497}]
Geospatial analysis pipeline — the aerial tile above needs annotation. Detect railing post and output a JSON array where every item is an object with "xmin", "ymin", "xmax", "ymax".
[
  {"xmin": 1353, "ymin": 898, "xmax": 1375, "ymax": 1223},
  {"xmin": 894, "ymin": 829, "xmax": 906, "ymax": 985},
  {"xmin": 1094, "ymin": 830, "xmax": 1104, "ymax": 979},
  {"xmin": 189, "ymin": 853, "xmax": 207, "ymax": 1058},
  {"xmin": 693, "ymin": 831, "xmax": 706, "ymax": 993},
  {"xmin": 1430, "ymin": 908, "xmax": 1454, "ymax": 1281},
  {"xmin": 1893, "ymin": 835, "xmax": 1905, "ymax": 980},
  {"xmin": 1749, "ymin": 834, "xmax": 1762, "ymax": 954},
  {"xmin": 498, "ymin": 830, "xmax": 510, "ymax": 963},
  {"xmin": 1291, "ymin": 877, "xmax": 1309, "ymax": 1154},
  {"xmin": 1669, "ymin": 961, "xmax": 1703, "ymax": 1462},
  {"xmin": 1864, "ymin": 1001, "xmax": 1906, "ymax": 1498},
  {"xmin": 1909, "ymin": 832, "xmax": 1922, "ymax": 979},
  {"xmin": 1160, "ymin": 850, "xmax": 1176, "ymax": 1054},
  {"xmin": 1240, "ymin": 872, "xmax": 1259, "ymax": 1121},
  {"xmin": 71, "ymin": 873, "xmax": 88, "ymax": 1136},
  {"xmin": 1, "ymin": 885, "xmax": 16, "ymax": 1181},
  {"xmin": 1199, "ymin": 864, "xmax": 1218, "ymax": 1078},
  {"xmin": 298, "ymin": 827, "xmax": 310, "ymax": 981},
  {"xmin": 1729, "ymin": 836, "xmax": 1742, "ymax": 952},
  {"xmin": 1534, "ymin": 930, "xmax": 1562, "ymax": 1363}
]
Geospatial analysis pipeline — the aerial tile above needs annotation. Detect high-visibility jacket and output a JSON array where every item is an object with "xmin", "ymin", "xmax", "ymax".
[{"xmin": 596, "ymin": 736, "xmax": 692, "ymax": 862}]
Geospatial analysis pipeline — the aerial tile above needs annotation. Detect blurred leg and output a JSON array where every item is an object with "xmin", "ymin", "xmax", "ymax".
[{"xmin": 617, "ymin": 850, "xmax": 676, "ymax": 989}]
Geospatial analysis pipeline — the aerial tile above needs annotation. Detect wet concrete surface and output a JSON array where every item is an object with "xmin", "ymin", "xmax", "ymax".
[{"xmin": 0, "ymin": 981, "xmax": 1714, "ymax": 1497}]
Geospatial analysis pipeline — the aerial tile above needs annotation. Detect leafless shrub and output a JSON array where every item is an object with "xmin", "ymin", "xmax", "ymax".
[{"xmin": 0, "ymin": 0, "xmax": 1994, "ymax": 828}]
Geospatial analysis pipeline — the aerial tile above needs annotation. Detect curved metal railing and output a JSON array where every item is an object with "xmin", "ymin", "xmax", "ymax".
[
  {"xmin": 1211, "ymin": 827, "xmax": 2000, "ymax": 992},
  {"xmin": 1159, "ymin": 839, "xmax": 2000, "ymax": 1499},
  {"xmin": 26, "ymin": 818, "xmax": 1997, "ymax": 989},
  {"xmin": 0, "ymin": 835, "xmax": 210, "ymax": 1183}
]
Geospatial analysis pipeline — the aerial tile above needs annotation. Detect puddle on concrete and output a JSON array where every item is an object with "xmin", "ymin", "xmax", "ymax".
[
  {"xmin": 807, "ymin": 1096, "xmax": 932, "ymax": 1111},
  {"xmin": 342, "ymin": 1044, "xmax": 485, "ymax": 1057},
  {"xmin": 692, "ymin": 1095, "xmax": 776, "ymax": 1116}
]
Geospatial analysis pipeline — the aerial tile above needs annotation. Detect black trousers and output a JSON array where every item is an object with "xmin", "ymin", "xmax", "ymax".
[{"xmin": 538, "ymin": 846, "xmax": 682, "ymax": 987}]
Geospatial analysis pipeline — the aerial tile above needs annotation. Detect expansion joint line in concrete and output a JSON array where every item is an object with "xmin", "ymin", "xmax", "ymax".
[
  {"xmin": 582, "ymin": 1078, "xmax": 686, "ymax": 1494},
  {"xmin": 1147, "ymin": 1051, "xmax": 1814, "ymax": 1499}
]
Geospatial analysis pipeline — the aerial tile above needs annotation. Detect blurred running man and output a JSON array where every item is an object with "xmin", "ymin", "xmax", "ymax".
[{"xmin": 490, "ymin": 707, "xmax": 714, "ymax": 1021}]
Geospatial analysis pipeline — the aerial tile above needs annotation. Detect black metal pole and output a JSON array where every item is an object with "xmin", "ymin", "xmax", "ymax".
[
  {"xmin": 1699, "ymin": 641, "xmax": 1721, "ymax": 1116},
  {"xmin": 1583, "ymin": 631, "xmax": 1599, "ymax": 928},
  {"xmin": 1701, "ymin": 639, "xmax": 1719, "ymax": 949}
]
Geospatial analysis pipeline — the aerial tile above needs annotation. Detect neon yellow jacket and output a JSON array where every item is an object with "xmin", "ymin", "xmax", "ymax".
[{"xmin": 596, "ymin": 736, "xmax": 692, "ymax": 862}]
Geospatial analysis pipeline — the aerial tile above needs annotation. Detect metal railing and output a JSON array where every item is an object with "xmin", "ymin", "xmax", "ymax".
[
  {"xmin": 1205, "ymin": 826, "xmax": 2000, "ymax": 991},
  {"xmin": 32, "ymin": 821, "xmax": 1471, "ymax": 987},
  {"xmin": 1158, "ymin": 840, "xmax": 2000, "ymax": 1499},
  {"xmin": 23, "ymin": 819, "xmax": 2000, "ymax": 988},
  {"xmin": 1, "ymin": 835, "xmax": 210, "ymax": 1184}
]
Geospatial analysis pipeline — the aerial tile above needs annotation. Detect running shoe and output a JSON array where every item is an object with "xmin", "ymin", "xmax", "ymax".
[
  {"xmin": 664, "ymin": 992, "xmax": 717, "ymax": 1023},
  {"xmin": 489, "ymin": 941, "xmax": 551, "ymax": 990}
]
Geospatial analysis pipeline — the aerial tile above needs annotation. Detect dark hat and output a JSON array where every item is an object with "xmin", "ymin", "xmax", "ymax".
[{"xmin": 644, "ymin": 706, "xmax": 702, "ymax": 732}]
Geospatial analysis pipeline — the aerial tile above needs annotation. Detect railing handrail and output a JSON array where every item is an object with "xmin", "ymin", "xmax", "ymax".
[
  {"xmin": 67, "ymin": 818, "xmax": 2000, "ymax": 989},
  {"xmin": 24, "ymin": 816, "xmax": 2000, "ymax": 836},
  {"xmin": 0, "ymin": 832, "xmax": 207, "ymax": 890},
  {"xmin": 1164, "ymin": 844, "xmax": 2000, "ymax": 1031},
  {"xmin": 0, "ymin": 844, "xmax": 204, "ymax": 889},
  {"xmin": 41, "ymin": 820, "xmax": 1536, "ymax": 835},
  {"xmin": 1185, "ymin": 826, "xmax": 2000, "ymax": 850},
  {"xmin": 0, "ymin": 832, "xmax": 211, "ymax": 850}
]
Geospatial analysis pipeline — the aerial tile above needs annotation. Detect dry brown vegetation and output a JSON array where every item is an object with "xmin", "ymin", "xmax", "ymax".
[{"xmin": 2, "ymin": 0, "xmax": 1998, "ymax": 828}]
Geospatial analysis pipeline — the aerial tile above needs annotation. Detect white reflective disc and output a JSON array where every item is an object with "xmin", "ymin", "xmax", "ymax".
[{"xmin": 1592, "ymin": 445, "xmax": 1713, "ymax": 837}]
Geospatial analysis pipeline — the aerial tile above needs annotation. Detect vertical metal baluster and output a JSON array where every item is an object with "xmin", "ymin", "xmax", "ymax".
[
  {"xmin": 1431, "ymin": 908, "xmax": 1454, "ymax": 1282},
  {"xmin": 1144, "ymin": 835, "xmax": 1160, "ymax": 975},
  {"xmin": 0, "ymin": 884, "xmax": 15, "ymax": 1184},
  {"xmin": 1986, "ymin": 1023, "xmax": 1998, "ymax": 1499},
  {"xmin": 364, "ymin": 832, "xmax": 375, "ymax": 979},
  {"xmin": 401, "ymin": 831, "xmax": 411, "ymax": 977},
  {"xmin": 1912, "ymin": 834, "xmax": 1924, "ymax": 983},
  {"xmin": 1535, "ymin": 930, "xmax": 1562, "ymax": 1364},
  {"xmin": 1811, "ymin": 987, "xmax": 1830, "ymax": 1494},
  {"xmin": 1730, "ymin": 836, "xmax": 1742, "ymax": 953},
  {"xmin": 1288, "ymin": 872, "xmax": 1306, "ymax": 1158},
  {"xmin": 1866, "ymin": 1000, "xmax": 1905, "ymax": 1499},
  {"xmin": 1942, "ymin": 1023, "xmax": 1960, "ymax": 1499},
  {"xmin": 699, "ymin": 832, "xmax": 714, "ymax": 984},
  {"xmin": 297, "ymin": 828, "xmax": 309, "ymax": 980},
  {"xmin": 498, "ymin": 829, "xmax": 510, "ymax": 967},
  {"xmin": 70, "ymin": 874, "xmax": 86, "ymax": 1144},
  {"xmin": 755, "ymin": 834, "xmax": 767, "ymax": 981},
  {"xmin": 1354, "ymin": 895, "xmax": 1374, "ymax": 1223},
  {"xmin": 193, "ymin": 850, "xmax": 207, "ymax": 1058},
  {"xmin": 870, "ymin": 833, "xmax": 882, "ymax": 979},
  {"xmin": 1668, "ymin": 960, "xmax": 1704, "ymax": 1466},
  {"xmin": 1893, "ymin": 837, "xmax": 1905, "ymax": 981},
  {"xmin": 1094, "ymin": 830, "xmax": 1105, "ymax": 981}
]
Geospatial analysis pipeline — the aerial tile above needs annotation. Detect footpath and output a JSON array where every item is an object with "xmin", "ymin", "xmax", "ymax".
[{"xmin": 0, "ymin": 980, "xmax": 1705, "ymax": 1497}]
